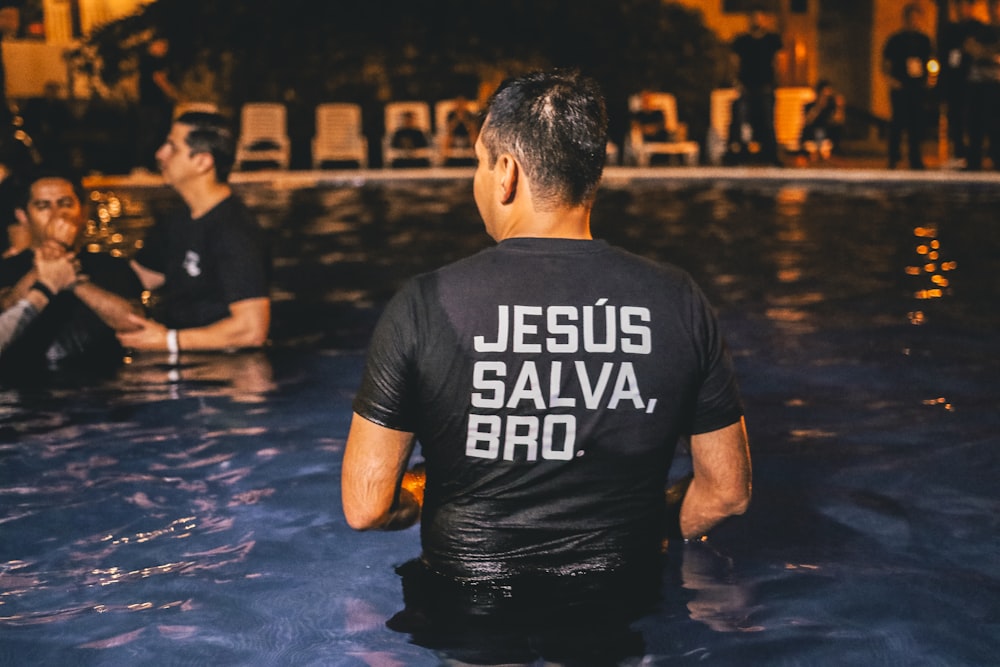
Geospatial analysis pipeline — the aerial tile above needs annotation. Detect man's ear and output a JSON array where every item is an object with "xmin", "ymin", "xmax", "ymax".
[
  {"xmin": 13, "ymin": 207, "xmax": 26, "ymax": 225},
  {"xmin": 192, "ymin": 151, "xmax": 215, "ymax": 176},
  {"xmin": 498, "ymin": 153, "xmax": 518, "ymax": 204}
]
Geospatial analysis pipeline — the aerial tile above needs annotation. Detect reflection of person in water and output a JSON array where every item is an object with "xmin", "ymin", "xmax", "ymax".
[{"xmin": 342, "ymin": 69, "xmax": 752, "ymax": 664}]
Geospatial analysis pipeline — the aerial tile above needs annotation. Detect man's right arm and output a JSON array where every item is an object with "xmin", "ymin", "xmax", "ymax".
[
  {"xmin": 680, "ymin": 417, "xmax": 752, "ymax": 540},
  {"xmin": 341, "ymin": 412, "xmax": 420, "ymax": 531},
  {"xmin": 130, "ymin": 259, "xmax": 166, "ymax": 291}
]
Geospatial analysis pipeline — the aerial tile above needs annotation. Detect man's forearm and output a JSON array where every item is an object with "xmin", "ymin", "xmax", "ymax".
[
  {"xmin": 0, "ymin": 298, "xmax": 41, "ymax": 353},
  {"xmin": 1, "ymin": 270, "xmax": 38, "ymax": 310},
  {"xmin": 72, "ymin": 281, "xmax": 143, "ymax": 331},
  {"xmin": 174, "ymin": 299, "xmax": 270, "ymax": 351},
  {"xmin": 679, "ymin": 475, "xmax": 750, "ymax": 540},
  {"xmin": 678, "ymin": 419, "xmax": 752, "ymax": 541}
]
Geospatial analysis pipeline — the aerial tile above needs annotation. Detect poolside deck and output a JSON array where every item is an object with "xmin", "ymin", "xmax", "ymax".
[{"xmin": 83, "ymin": 140, "xmax": 1000, "ymax": 190}]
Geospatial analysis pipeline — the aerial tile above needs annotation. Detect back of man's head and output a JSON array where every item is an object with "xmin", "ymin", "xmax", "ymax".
[
  {"xmin": 481, "ymin": 69, "xmax": 607, "ymax": 210},
  {"xmin": 176, "ymin": 111, "xmax": 236, "ymax": 183}
]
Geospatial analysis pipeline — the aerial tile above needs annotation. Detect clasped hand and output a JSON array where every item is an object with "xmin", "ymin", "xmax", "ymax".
[{"xmin": 34, "ymin": 240, "xmax": 79, "ymax": 295}]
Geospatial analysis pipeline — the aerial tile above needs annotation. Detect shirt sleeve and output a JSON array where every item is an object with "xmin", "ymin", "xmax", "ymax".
[
  {"xmin": 0, "ymin": 298, "xmax": 39, "ymax": 356},
  {"xmin": 686, "ymin": 278, "xmax": 744, "ymax": 434},
  {"xmin": 352, "ymin": 280, "xmax": 421, "ymax": 432},
  {"xmin": 211, "ymin": 211, "xmax": 270, "ymax": 304}
]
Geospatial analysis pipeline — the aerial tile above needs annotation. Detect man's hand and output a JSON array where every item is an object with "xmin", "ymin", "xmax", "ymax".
[
  {"xmin": 46, "ymin": 214, "xmax": 82, "ymax": 252},
  {"xmin": 34, "ymin": 242, "xmax": 78, "ymax": 294},
  {"xmin": 116, "ymin": 313, "xmax": 169, "ymax": 350}
]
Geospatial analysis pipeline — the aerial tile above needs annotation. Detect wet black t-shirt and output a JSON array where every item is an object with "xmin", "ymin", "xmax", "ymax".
[
  {"xmin": 133, "ymin": 196, "xmax": 270, "ymax": 329},
  {"xmin": 353, "ymin": 238, "xmax": 744, "ymax": 580},
  {"xmin": 0, "ymin": 250, "xmax": 143, "ymax": 371}
]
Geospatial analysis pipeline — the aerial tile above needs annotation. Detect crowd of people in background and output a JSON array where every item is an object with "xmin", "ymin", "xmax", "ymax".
[
  {"xmin": 0, "ymin": 3, "xmax": 996, "ymax": 309},
  {"xmin": 3, "ymin": 4, "xmax": 999, "ymax": 177}
]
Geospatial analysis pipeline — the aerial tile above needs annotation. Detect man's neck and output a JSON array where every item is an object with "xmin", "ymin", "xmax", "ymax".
[
  {"xmin": 496, "ymin": 207, "xmax": 593, "ymax": 241},
  {"xmin": 179, "ymin": 180, "xmax": 232, "ymax": 219}
]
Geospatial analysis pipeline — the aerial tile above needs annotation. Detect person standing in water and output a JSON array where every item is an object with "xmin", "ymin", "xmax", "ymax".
[{"xmin": 341, "ymin": 69, "xmax": 751, "ymax": 663}]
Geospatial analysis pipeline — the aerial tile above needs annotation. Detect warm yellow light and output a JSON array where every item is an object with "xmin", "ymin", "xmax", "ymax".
[
  {"xmin": 927, "ymin": 59, "xmax": 940, "ymax": 74},
  {"xmin": 924, "ymin": 263, "xmax": 937, "ymax": 272},
  {"xmin": 905, "ymin": 266, "xmax": 921, "ymax": 275},
  {"xmin": 928, "ymin": 251, "xmax": 939, "ymax": 260},
  {"xmin": 931, "ymin": 275, "xmax": 949, "ymax": 286},
  {"xmin": 917, "ymin": 244, "xmax": 929, "ymax": 255}
]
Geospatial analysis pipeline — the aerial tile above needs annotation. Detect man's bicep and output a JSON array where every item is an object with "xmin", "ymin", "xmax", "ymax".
[
  {"xmin": 228, "ymin": 297, "xmax": 270, "ymax": 344},
  {"xmin": 341, "ymin": 412, "xmax": 416, "ymax": 529},
  {"xmin": 689, "ymin": 418, "xmax": 751, "ymax": 502}
]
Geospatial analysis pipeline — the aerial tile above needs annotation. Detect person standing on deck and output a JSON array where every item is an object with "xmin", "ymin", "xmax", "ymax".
[
  {"xmin": 341, "ymin": 69, "xmax": 752, "ymax": 663},
  {"xmin": 882, "ymin": 3, "xmax": 934, "ymax": 170},
  {"xmin": 729, "ymin": 6, "xmax": 784, "ymax": 166}
]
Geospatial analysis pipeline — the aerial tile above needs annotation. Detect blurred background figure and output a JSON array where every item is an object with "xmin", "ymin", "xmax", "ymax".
[
  {"xmin": 134, "ymin": 36, "xmax": 181, "ymax": 173},
  {"xmin": 0, "ymin": 0, "xmax": 18, "ymax": 127},
  {"xmin": 881, "ymin": 3, "xmax": 933, "ymax": 170},
  {"xmin": 389, "ymin": 110, "xmax": 431, "ymax": 167},
  {"xmin": 964, "ymin": 0, "xmax": 1000, "ymax": 171},
  {"xmin": 21, "ymin": 81, "xmax": 73, "ymax": 170},
  {"xmin": 728, "ymin": 6, "xmax": 783, "ymax": 166},
  {"xmin": 631, "ymin": 90, "xmax": 671, "ymax": 143},
  {"xmin": 440, "ymin": 96, "xmax": 479, "ymax": 166},
  {"xmin": 939, "ymin": 0, "xmax": 985, "ymax": 168},
  {"xmin": 798, "ymin": 80, "xmax": 846, "ymax": 162}
]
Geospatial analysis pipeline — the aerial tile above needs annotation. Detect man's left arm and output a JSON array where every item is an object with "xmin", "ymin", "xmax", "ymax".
[
  {"xmin": 679, "ymin": 418, "xmax": 752, "ymax": 540},
  {"xmin": 117, "ymin": 296, "xmax": 270, "ymax": 351},
  {"xmin": 341, "ymin": 412, "xmax": 421, "ymax": 531},
  {"xmin": 72, "ymin": 279, "xmax": 144, "ymax": 332}
]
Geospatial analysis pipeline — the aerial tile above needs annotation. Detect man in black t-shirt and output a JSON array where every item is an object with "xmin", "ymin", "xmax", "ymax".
[
  {"xmin": 0, "ymin": 170, "xmax": 143, "ymax": 373},
  {"xmin": 882, "ymin": 3, "xmax": 934, "ymax": 170},
  {"xmin": 939, "ymin": 0, "xmax": 984, "ymax": 165},
  {"xmin": 730, "ymin": 7, "xmax": 783, "ymax": 165},
  {"xmin": 964, "ymin": 1, "xmax": 1000, "ymax": 171},
  {"xmin": 341, "ymin": 69, "xmax": 752, "ymax": 661},
  {"xmin": 118, "ymin": 111, "xmax": 270, "ymax": 354}
]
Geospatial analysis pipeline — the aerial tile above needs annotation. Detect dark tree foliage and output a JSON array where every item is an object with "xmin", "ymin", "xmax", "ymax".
[{"xmin": 83, "ymin": 0, "xmax": 728, "ymax": 147}]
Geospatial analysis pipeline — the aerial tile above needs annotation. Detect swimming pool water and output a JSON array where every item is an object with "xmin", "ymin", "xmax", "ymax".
[{"xmin": 1, "ymin": 177, "xmax": 998, "ymax": 665}]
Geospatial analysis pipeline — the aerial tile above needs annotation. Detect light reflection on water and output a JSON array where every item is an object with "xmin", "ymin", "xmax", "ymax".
[{"xmin": 1, "ymin": 179, "xmax": 998, "ymax": 664}]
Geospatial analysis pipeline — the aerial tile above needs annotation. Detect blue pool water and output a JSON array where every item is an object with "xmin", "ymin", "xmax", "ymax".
[{"xmin": 1, "ymin": 174, "xmax": 998, "ymax": 665}]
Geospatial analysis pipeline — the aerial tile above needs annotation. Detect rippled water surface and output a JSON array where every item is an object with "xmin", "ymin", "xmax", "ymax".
[{"xmin": 2, "ymin": 177, "xmax": 998, "ymax": 665}]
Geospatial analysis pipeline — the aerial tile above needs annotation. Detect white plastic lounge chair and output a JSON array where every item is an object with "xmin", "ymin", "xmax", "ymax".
[
  {"xmin": 624, "ymin": 92, "xmax": 700, "ymax": 166},
  {"xmin": 312, "ymin": 103, "xmax": 368, "ymax": 169},
  {"xmin": 235, "ymin": 102, "xmax": 291, "ymax": 170}
]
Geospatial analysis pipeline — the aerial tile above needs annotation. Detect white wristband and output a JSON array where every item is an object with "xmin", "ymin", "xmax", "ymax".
[{"xmin": 166, "ymin": 329, "xmax": 179, "ymax": 355}]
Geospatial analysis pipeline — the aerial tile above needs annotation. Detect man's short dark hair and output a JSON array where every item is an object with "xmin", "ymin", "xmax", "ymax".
[
  {"xmin": 16, "ymin": 165, "xmax": 87, "ymax": 211},
  {"xmin": 481, "ymin": 69, "xmax": 607, "ymax": 210},
  {"xmin": 176, "ymin": 111, "xmax": 236, "ymax": 183}
]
